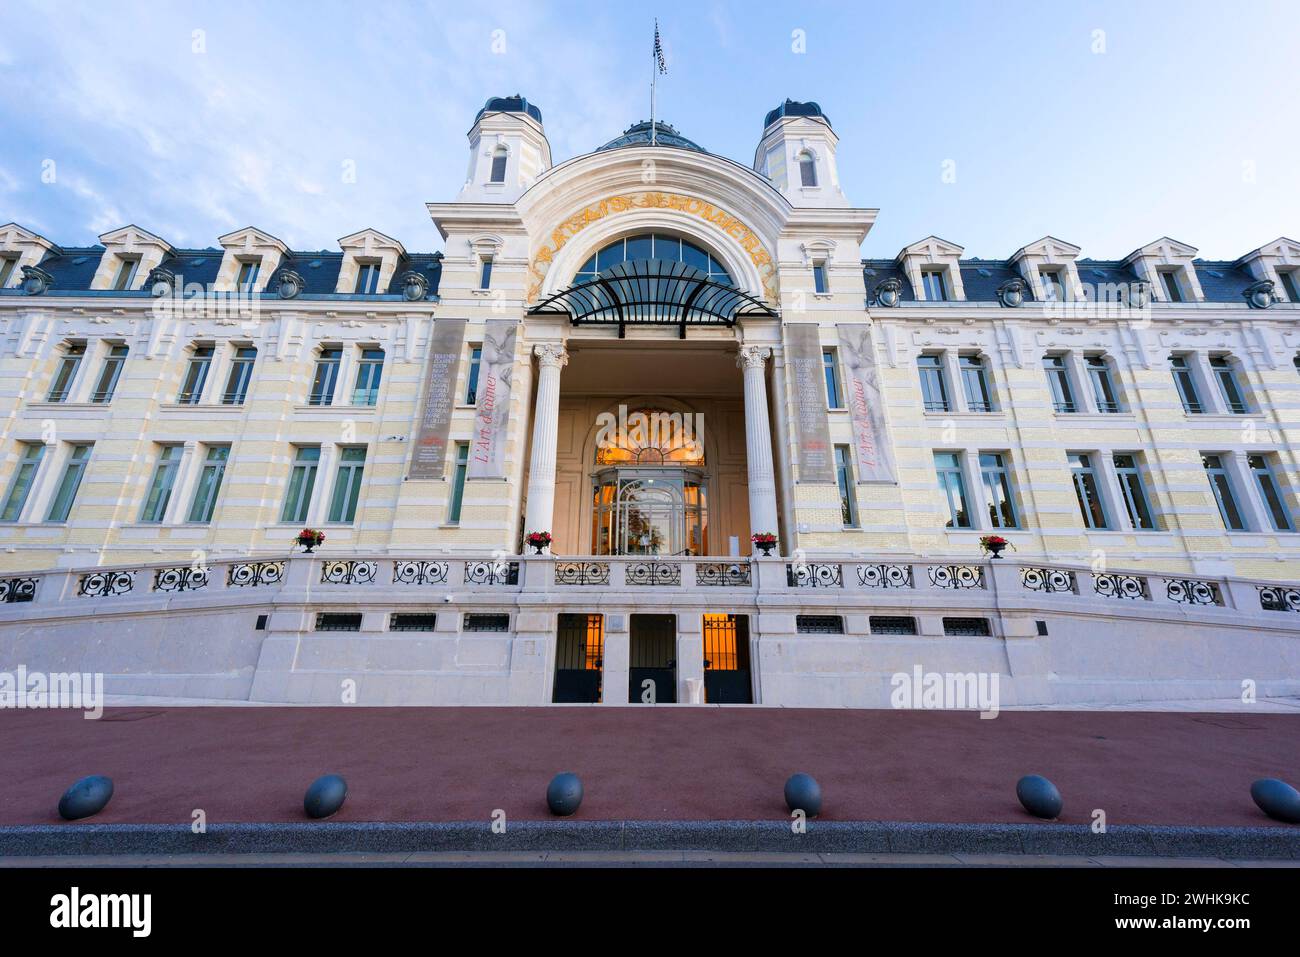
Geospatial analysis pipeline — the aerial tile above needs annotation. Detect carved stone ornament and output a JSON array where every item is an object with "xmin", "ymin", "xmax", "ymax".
[
  {"xmin": 996, "ymin": 278, "xmax": 1026, "ymax": 308},
  {"xmin": 399, "ymin": 270, "xmax": 428, "ymax": 302},
  {"xmin": 1244, "ymin": 279, "xmax": 1275, "ymax": 310},
  {"xmin": 276, "ymin": 269, "xmax": 306, "ymax": 300},
  {"xmin": 145, "ymin": 265, "xmax": 176, "ymax": 297},
  {"xmin": 873, "ymin": 277, "xmax": 902, "ymax": 307},
  {"xmin": 20, "ymin": 265, "xmax": 53, "ymax": 296}
]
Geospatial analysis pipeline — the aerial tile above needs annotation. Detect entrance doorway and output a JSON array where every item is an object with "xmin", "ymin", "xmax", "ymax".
[
  {"xmin": 553, "ymin": 613, "xmax": 604, "ymax": 703},
  {"xmin": 591, "ymin": 468, "xmax": 707, "ymax": 556},
  {"xmin": 702, "ymin": 614, "xmax": 752, "ymax": 703},
  {"xmin": 629, "ymin": 614, "xmax": 676, "ymax": 703}
]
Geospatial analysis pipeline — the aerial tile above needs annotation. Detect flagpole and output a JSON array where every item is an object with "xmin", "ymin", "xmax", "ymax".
[{"xmin": 650, "ymin": 19, "xmax": 658, "ymax": 146}]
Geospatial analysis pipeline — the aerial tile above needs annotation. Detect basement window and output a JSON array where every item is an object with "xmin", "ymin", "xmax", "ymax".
[
  {"xmin": 316, "ymin": 612, "xmax": 362, "ymax": 632},
  {"xmin": 869, "ymin": 615, "xmax": 917, "ymax": 635},
  {"xmin": 464, "ymin": 613, "xmax": 509, "ymax": 632},
  {"xmin": 943, "ymin": 617, "xmax": 991, "ymax": 637},
  {"xmin": 796, "ymin": 614, "xmax": 844, "ymax": 634},
  {"xmin": 390, "ymin": 613, "xmax": 438, "ymax": 632}
]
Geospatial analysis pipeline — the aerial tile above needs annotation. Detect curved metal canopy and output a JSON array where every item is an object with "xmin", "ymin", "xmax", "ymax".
[{"xmin": 527, "ymin": 258, "xmax": 778, "ymax": 338}]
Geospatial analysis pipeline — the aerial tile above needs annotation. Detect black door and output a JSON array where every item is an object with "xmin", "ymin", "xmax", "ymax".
[
  {"xmin": 629, "ymin": 614, "xmax": 676, "ymax": 703},
  {"xmin": 703, "ymin": 614, "xmax": 752, "ymax": 703},
  {"xmin": 553, "ymin": 614, "xmax": 603, "ymax": 703}
]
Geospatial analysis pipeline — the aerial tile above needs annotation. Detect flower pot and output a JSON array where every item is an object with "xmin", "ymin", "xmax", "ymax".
[
  {"xmin": 298, "ymin": 541, "xmax": 316, "ymax": 554},
  {"xmin": 756, "ymin": 542, "xmax": 775, "ymax": 557},
  {"xmin": 986, "ymin": 542, "xmax": 1005, "ymax": 559},
  {"xmin": 531, "ymin": 544, "xmax": 546, "ymax": 555}
]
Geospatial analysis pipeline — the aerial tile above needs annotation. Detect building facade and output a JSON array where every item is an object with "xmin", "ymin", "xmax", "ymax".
[{"xmin": 1, "ymin": 96, "xmax": 1298, "ymax": 707}]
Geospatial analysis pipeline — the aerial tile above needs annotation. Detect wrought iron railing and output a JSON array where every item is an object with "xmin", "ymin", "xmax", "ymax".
[
  {"xmin": 554, "ymin": 561, "xmax": 610, "ymax": 586},
  {"xmin": 0, "ymin": 577, "xmax": 38, "ymax": 603},
  {"xmin": 1020, "ymin": 566, "xmax": 1075, "ymax": 594},
  {"xmin": 227, "ymin": 561, "xmax": 284, "ymax": 588},
  {"xmin": 320, "ymin": 560, "xmax": 378, "ymax": 585},
  {"xmin": 626, "ymin": 561, "xmax": 682, "ymax": 587},
  {"xmin": 392, "ymin": 560, "xmax": 449, "ymax": 586},
  {"xmin": 1093, "ymin": 572, "xmax": 1149, "ymax": 601},
  {"xmin": 927, "ymin": 564, "xmax": 985, "ymax": 590},
  {"xmin": 855, "ymin": 563, "xmax": 913, "ymax": 588},
  {"xmin": 695, "ymin": 562, "xmax": 751, "ymax": 587},
  {"xmin": 787, "ymin": 563, "xmax": 843, "ymax": 588},
  {"xmin": 1258, "ymin": 585, "xmax": 1300, "ymax": 613},
  {"xmin": 1163, "ymin": 578, "xmax": 1222, "ymax": 606},
  {"xmin": 78, "ymin": 570, "xmax": 135, "ymax": 598},
  {"xmin": 464, "ymin": 560, "xmax": 519, "ymax": 586},
  {"xmin": 153, "ymin": 565, "xmax": 209, "ymax": 593}
]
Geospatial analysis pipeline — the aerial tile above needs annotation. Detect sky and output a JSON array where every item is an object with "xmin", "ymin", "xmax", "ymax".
[{"xmin": 1, "ymin": 0, "xmax": 1297, "ymax": 261}]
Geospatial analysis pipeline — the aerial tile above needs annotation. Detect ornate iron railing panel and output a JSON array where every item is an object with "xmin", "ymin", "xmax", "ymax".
[
  {"xmin": 153, "ymin": 566, "xmax": 209, "ymax": 593},
  {"xmin": 554, "ymin": 561, "xmax": 611, "ymax": 586},
  {"xmin": 226, "ymin": 561, "xmax": 285, "ymax": 588},
  {"xmin": 320, "ymin": 560, "xmax": 377, "ymax": 585},
  {"xmin": 464, "ymin": 560, "xmax": 519, "ymax": 586},
  {"xmin": 927, "ymin": 565, "xmax": 985, "ymax": 590},
  {"xmin": 1093, "ymin": 573, "xmax": 1149, "ymax": 601},
  {"xmin": 1020, "ymin": 567, "xmax": 1076, "ymax": 594},
  {"xmin": 1259, "ymin": 585, "xmax": 1300, "ymax": 613},
  {"xmin": 787, "ymin": 563, "xmax": 843, "ymax": 588},
  {"xmin": 695, "ymin": 562, "xmax": 751, "ymax": 587},
  {"xmin": 0, "ymin": 576, "xmax": 38, "ymax": 603},
  {"xmin": 855, "ymin": 563, "xmax": 913, "ymax": 588},
  {"xmin": 626, "ymin": 561, "xmax": 681, "ymax": 586},
  {"xmin": 392, "ymin": 560, "xmax": 449, "ymax": 586},
  {"xmin": 1163, "ymin": 578, "xmax": 1222, "ymax": 606},
  {"xmin": 78, "ymin": 570, "xmax": 135, "ymax": 598}
]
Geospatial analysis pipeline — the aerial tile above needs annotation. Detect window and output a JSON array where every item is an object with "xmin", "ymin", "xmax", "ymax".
[
  {"xmin": 917, "ymin": 354, "xmax": 950, "ymax": 412},
  {"xmin": 354, "ymin": 261, "xmax": 381, "ymax": 294},
  {"xmin": 46, "ymin": 444, "xmax": 91, "ymax": 523},
  {"xmin": 236, "ymin": 259, "xmax": 261, "ymax": 292},
  {"xmin": 934, "ymin": 452, "xmax": 972, "ymax": 529},
  {"xmin": 316, "ymin": 613, "xmax": 362, "ymax": 632},
  {"xmin": 959, "ymin": 355, "xmax": 993, "ymax": 412},
  {"xmin": 178, "ymin": 346, "xmax": 213, "ymax": 404},
  {"xmin": 465, "ymin": 346, "xmax": 482, "ymax": 404},
  {"xmin": 187, "ymin": 445, "xmax": 228, "ymax": 523},
  {"xmin": 944, "ymin": 617, "xmax": 991, "ymax": 637},
  {"xmin": 328, "ymin": 447, "xmax": 366, "ymax": 523},
  {"xmin": 798, "ymin": 151, "xmax": 817, "ymax": 187},
  {"xmin": 870, "ymin": 615, "xmax": 917, "ymax": 635},
  {"xmin": 140, "ymin": 445, "xmax": 181, "ymax": 523},
  {"xmin": 489, "ymin": 146, "xmax": 508, "ymax": 184},
  {"xmin": 1085, "ymin": 356, "xmax": 1121, "ymax": 413},
  {"xmin": 835, "ymin": 445, "xmax": 857, "ymax": 526},
  {"xmin": 464, "ymin": 613, "xmax": 509, "ymax": 632},
  {"xmin": 1209, "ymin": 356, "xmax": 1248, "ymax": 414},
  {"xmin": 1159, "ymin": 270, "xmax": 1184, "ymax": 303},
  {"xmin": 978, "ymin": 452, "xmax": 1018, "ymax": 529},
  {"xmin": 1043, "ymin": 355, "xmax": 1076, "ymax": 413},
  {"xmin": 90, "ymin": 345, "xmax": 128, "ymax": 404},
  {"xmin": 574, "ymin": 234, "xmax": 732, "ymax": 286},
  {"xmin": 47, "ymin": 343, "xmax": 85, "ymax": 402},
  {"xmin": 1170, "ymin": 355, "xmax": 1203, "ymax": 413},
  {"xmin": 1202, "ymin": 454, "xmax": 1245, "ymax": 531},
  {"xmin": 1113, "ymin": 454, "xmax": 1156, "ymax": 530},
  {"xmin": 478, "ymin": 256, "xmax": 493, "ymax": 290},
  {"xmin": 921, "ymin": 268, "xmax": 948, "ymax": 301},
  {"xmin": 1, "ymin": 444, "xmax": 45, "ymax": 521},
  {"xmin": 1040, "ymin": 268, "xmax": 1066, "ymax": 302},
  {"xmin": 281, "ymin": 446, "xmax": 320, "ymax": 524},
  {"xmin": 796, "ymin": 615, "xmax": 843, "ymax": 634},
  {"xmin": 1069, "ymin": 453, "xmax": 1109, "ymax": 530},
  {"xmin": 448, "ymin": 442, "xmax": 469, "ymax": 524},
  {"xmin": 1279, "ymin": 268, "xmax": 1300, "ymax": 303},
  {"xmin": 822, "ymin": 348, "xmax": 842, "ymax": 408},
  {"xmin": 112, "ymin": 257, "xmax": 139, "ymax": 291},
  {"xmin": 812, "ymin": 261, "xmax": 829, "ymax": 294},
  {"xmin": 223, "ymin": 347, "xmax": 256, "ymax": 404},
  {"xmin": 0, "ymin": 255, "xmax": 18, "ymax": 288},
  {"xmin": 309, "ymin": 348, "xmax": 342, "ymax": 405},
  {"xmin": 1248, "ymin": 454, "xmax": 1293, "ymax": 532},
  {"xmin": 352, "ymin": 348, "xmax": 384, "ymax": 406},
  {"xmin": 390, "ymin": 613, "xmax": 438, "ymax": 632}
]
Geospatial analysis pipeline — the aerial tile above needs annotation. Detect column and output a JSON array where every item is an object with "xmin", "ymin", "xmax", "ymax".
[
  {"xmin": 522, "ymin": 342, "xmax": 567, "ymax": 547},
  {"xmin": 738, "ymin": 346, "xmax": 779, "ymax": 553}
]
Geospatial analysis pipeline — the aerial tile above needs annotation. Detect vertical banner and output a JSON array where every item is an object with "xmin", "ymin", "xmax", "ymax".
[
  {"xmin": 837, "ymin": 323, "xmax": 896, "ymax": 483},
  {"xmin": 467, "ymin": 319, "xmax": 518, "ymax": 480},
  {"xmin": 407, "ymin": 318, "xmax": 467, "ymax": 480},
  {"xmin": 785, "ymin": 323, "xmax": 835, "ymax": 484}
]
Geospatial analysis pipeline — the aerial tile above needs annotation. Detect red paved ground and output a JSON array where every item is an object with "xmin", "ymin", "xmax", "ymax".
[{"xmin": 0, "ymin": 707, "xmax": 1296, "ymax": 827}]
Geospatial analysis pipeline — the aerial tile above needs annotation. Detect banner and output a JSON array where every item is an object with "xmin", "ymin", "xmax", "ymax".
[
  {"xmin": 785, "ymin": 323, "xmax": 834, "ymax": 484},
  {"xmin": 467, "ymin": 319, "xmax": 518, "ymax": 480},
  {"xmin": 407, "ymin": 318, "xmax": 467, "ymax": 480},
  {"xmin": 837, "ymin": 323, "xmax": 896, "ymax": 483}
]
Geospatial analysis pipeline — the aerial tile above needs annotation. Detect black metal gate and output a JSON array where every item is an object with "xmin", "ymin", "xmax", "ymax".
[
  {"xmin": 629, "ymin": 614, "xmax": 676, "ymax": 703},
  {"xmin": 703, "ymin": 613, "xmax": 752, "ymax": 703},
  {"xmin": 553, "ymin": 614, "xmax": 603, "ymax": 703}
]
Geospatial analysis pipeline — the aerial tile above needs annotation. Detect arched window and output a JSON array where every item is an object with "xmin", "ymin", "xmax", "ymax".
[
  {"xmin": 573, "ymin": 234, "xmax": 731, "ymax": 286},
  {"xmin": 489, "ymin": 146, "xmax": 507, "ymax": 183},
  {"xmin": 798, "ymin": 151, "xmax": 817, "ymax": 187}
]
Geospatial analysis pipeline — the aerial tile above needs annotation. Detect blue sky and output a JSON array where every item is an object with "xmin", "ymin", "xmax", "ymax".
[{"xmin": 1, "ymin": 0, "xmax": 1297, "ymax": 260}]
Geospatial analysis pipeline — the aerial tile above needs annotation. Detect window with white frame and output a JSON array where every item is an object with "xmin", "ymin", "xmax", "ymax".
[
  {"xmin": 920, "ymin": 267, "xmax": 948, "ymax": 301},
  {"xmin": 90, "ymin": 345, "xmax": 128, "ymax": 404},
  {"xmin": 0, "ymin": 255, "xmax": 19, "ymax": 288},
  {"xmin": 959, "ymin": 354, "xmax": 994, "ymax": 412},
  {"xmin": 281, "ymin": 446, "xmax": 320, "ymax": 524},
  {"xmin": 187, "ymin": 445, "xmax": 229, "ymax": 524},
  {"xmin": 46, "ymin": 342, "xmax": 85, "ymax": 402},
  {"xmin": 354, "ymin": 261, "xmax": 382, "ymax": 294},
  {"xmin": 1159, "ymin": 269, "xmax": 1184, "ymax": 302},
  {"xmin": 1042, "ymin": 355, "xmax": 1077, "ymax": 413},
  {"xmin": 1069, "ymin": 452, "xmax": 1109, "ymax": 530},
  {"xmin": 45, "ymin": 444, "xmax": 92, "ymax": 523},
  {"xmin": 178, "ymin": 345, "xmax": 213, "ymax": 404},
  {"xmin": 933, "ymin": 452, "xmax": 972, "ymax": 529},
  {"xmin": 352, "ymin": 348, "xmax": 384, "ymax": 406},
  {"xmin": 236, "ymin": 258, "xmax": 261, "ymax": 292},
  {"xmin": 1085, "ymin": 355, "xmax": 1122, "ymax": 413},
  {"xmin": 1201, "ymin": 454, "xmax": 1245, "ymax": 531},
  {"xmin": 978, "ymin": 452, "xmax": 1018, "ymax": 529},
  {"xmin": 1169, "ymin": 354, "xmax": 1203, "ymax": 413},
  {"xmin": 1040, "ymin": 267, "xmax": 1067, "ymax": 301},
  {"xmin": 489, "ymin": 146, "xmax": 508, "ymax": 184},
  {"xmin": 1209, "ymin": 355, "xmax": 1249, "ymax": 414},
  {"xmin": 112, "ymin": 256, "xmax": 140, "ymax": 291},
  {"xmin": 917, "ymin": 354, "xmax": 951, "ymax": 412},
  {"xmin": 834, "ymin": 445, "xmax": 856, "ymax": 527},
  {"xmin": 822, "ymin": 348, "xmax": 843, "ymax": 408},
  {"xmin": 328, "ymin": 447, "xmax": 366, "ymax": 523},
  {"xmin": 140, "ymin": 445, "xmax": 182, "ymax": 523},
  {"xmin": 1248, "ymin": 454, "xmax": 1294, "ymax": 532},
  {"xmin": 309, "ymin": 347, "xmax": 342, "ymax": 405},
  {"xmin": 1, "ymin": 443, "xmax": 45, "ymax": 522},
  {"xmin": 1278, "ymin": 268, "xmax": 1300, "ymax": 303},
  {"xmin": 448, "ymin": 442, "xmax": 469, "ymax": 524},
  {"xmin": 798, "ymin": 151, "xmax": 817, "ymax": 187},
  {"xmin": 223, "ymin": 347, "xmax": 257, "ymax": 404},
  {"xmin": 465, "ymin": 345, "xmax": 482, "ymax": 404},
  {"xmin": 812, "ymin": 260, "xmax": 829, "ymax": 294},
  {"xmin": 478, "ymin": 256, "xmax": 493, "ymax": 290},
  {"xmin": 1112, "ymin": 454, "xmax": 1156, "ymax": 530}
]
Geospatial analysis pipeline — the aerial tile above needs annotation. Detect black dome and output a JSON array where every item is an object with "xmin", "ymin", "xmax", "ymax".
[
  {"xmin": 764, "ymin": 100, "xmax": 830, "ymax": 129},
  {"xmin": 475, "ymin": 95, "xmax": 543, "ymax": 125},
  {"xmin": 596, "ymin": 121, "xmax": 706, "ymax": 153}
]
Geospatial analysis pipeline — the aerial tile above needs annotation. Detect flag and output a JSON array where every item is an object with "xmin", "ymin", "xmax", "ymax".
[{"xmin": 654, "ymin": 20, "xmax": 667, "ymax": 74}]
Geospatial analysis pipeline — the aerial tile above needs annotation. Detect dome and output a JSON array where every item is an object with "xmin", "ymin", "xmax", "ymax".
[
  {"xmin": 763, "ymin": 99, "xmax": 830, "ymax": 129},
  {"xmin": 596, "ymin": 120, "xmax": 707, "ymax": 154},
  {"xmin": 474, "ymin": 95, "xmax": 543, "ymax": 126}
]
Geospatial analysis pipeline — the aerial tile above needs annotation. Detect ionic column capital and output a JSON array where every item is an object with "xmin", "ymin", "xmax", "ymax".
[
  {"xmin": 534, "ymin": 343, "xmax": 569, "ymax": 370},
  {"xmin": 737, "ymin": 346, "xmax": 771, "ymax": 370}
]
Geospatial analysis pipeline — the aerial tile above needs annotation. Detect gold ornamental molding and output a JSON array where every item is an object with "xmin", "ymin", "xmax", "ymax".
[{"xmin": 527, "ymin": 191, "xmax": 778, "ymax": 304}]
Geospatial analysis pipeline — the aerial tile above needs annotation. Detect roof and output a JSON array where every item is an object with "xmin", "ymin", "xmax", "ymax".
[
  {"xmin": 764, "ymin": 100, "xmax": 831, "ymax": 129},
  {"xmin": 474, "ymin": 95, "xmax": 543, "ymax": 126},
  {"xmin": 596, "ymin": 120, "xmax": 706, "ymax": 154}
]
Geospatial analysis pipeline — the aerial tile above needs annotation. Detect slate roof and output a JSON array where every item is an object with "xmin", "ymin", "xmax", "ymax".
[{"xmin": 596, "ymin": 121, "xmax": 707, "ymax": 154}]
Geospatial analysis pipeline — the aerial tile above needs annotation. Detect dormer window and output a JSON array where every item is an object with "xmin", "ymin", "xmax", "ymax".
[
  {"xmin": 1278, "ymin": 268, "xmax": 1300, "ymax": 303},
  {"xmin": 355, "ymin": 261, "xmax": 382, "ymax": 294},
  {"xmin": 798, "ymin": 151, "xmax": 817, "ymax": 187},
  {"xmin": 479, "ymin": 255, "xmax": 494, "ymax": 290},
  {"xmin": 236, "ymin": 258, "xmax": 261, "ymax": 292},
  {"xmin": 112, "ymin": 256, "xmax": 140, "ymax": 291},
  {"xmin": 0, "ymin": 255, "xmax": 17, "ymax": 288},
  {"xmin": 1159, "ymin": 269, "xmax": 1184, "ymax": 303},
  {"xmin": 921, "ymin": 267, "xmax": 948, "ymax": 302},
  {"xmin": 489, "ymin": 146, "xmax": 508, "ymax": 184},
  {"xmin": 1040, "ymin": 267, "xmax": 1066, "ymax": 301},
  {"xmin": 812, "ymin": 261, "xmax": 829, "ymax": 294}
]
